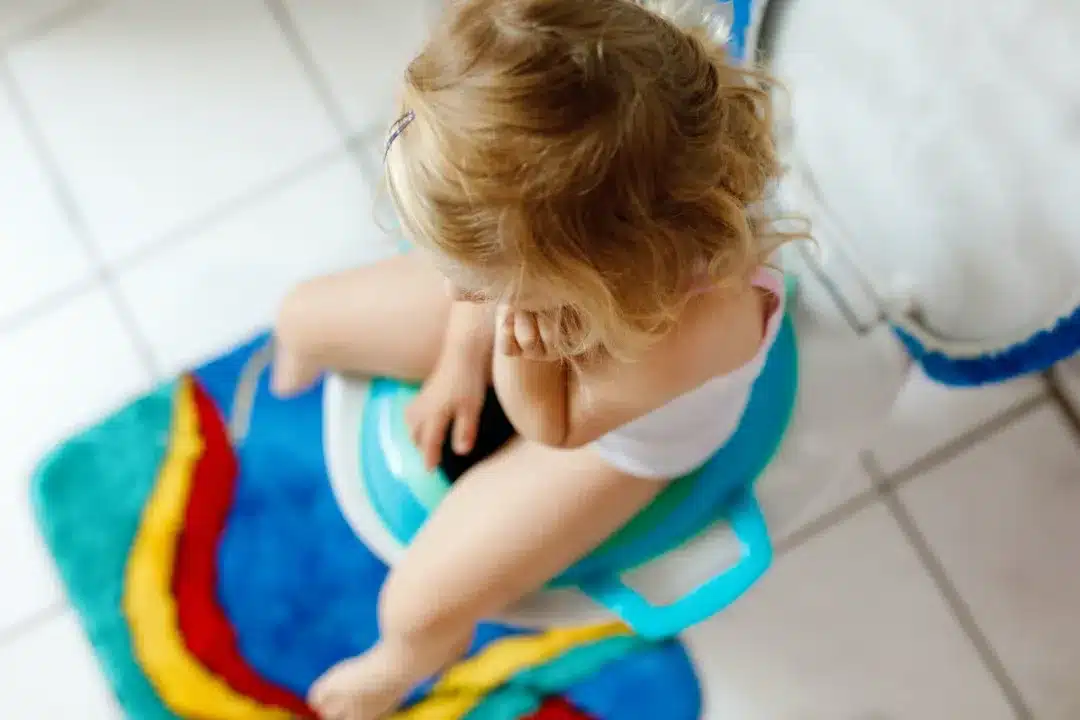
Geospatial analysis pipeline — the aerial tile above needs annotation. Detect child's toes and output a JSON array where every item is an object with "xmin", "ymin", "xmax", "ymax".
[
  {"xmin": 309, "ymin": 690, "xmax": 347, "ymax": 720},
  {"xmin": 307, "ymin": 681, "xmax": 336, "ymax": 713}
]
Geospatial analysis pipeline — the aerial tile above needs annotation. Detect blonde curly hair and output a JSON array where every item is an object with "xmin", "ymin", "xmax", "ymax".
[{"xmin": 385, "ymin": 0, "xmax": 792, "ymax": 360}]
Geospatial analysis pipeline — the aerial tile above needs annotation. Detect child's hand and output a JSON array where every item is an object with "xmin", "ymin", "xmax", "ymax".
[
  {"xmin": 405, "ymin": 353, "xmax": 488, "ymax": 470},
  {"xmin": 496, "ymin": 307, "xmax": 558, "ymax": 361}
]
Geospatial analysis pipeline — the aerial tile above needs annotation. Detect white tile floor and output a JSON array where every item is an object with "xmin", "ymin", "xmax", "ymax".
[{"xmin": 1, "ymin": 2, "xmax": 1079, "ymax": 718}]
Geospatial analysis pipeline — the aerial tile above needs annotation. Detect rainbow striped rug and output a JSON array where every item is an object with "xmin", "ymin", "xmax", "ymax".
[{"xmin": 31, "ymin": 334, "xmax": 702, "ymax": 719}]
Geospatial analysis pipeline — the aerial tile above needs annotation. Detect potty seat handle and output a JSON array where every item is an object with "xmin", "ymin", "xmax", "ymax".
[
  {"xmin": 228, "ymin": 340, "xmax": 276, "ymax": 444},
  {"xmin": 577, "ymin": 487, "xmax": 772, "ymax": 640}
]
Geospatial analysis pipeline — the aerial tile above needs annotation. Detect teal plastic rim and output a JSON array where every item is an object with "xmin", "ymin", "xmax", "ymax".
[{"xmin": 357, "ymin": 307, "xmax": 797, "ymax": 581}]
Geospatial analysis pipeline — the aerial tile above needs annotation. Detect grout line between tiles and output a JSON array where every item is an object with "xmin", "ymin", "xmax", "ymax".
[
  {"xmin": 346, "ymin": 126, "xmax": 390, "ymax": 185},
  {"xmin": 0, "ymin": 601, "xmax": 65, "ymax": 648},
  {"xmin": 264, "ymin": 0, "xmax": 392, "ymax": 209},
  {"xmin": 1, "ymin": 0, "xmax": 104, "ymax": 51},
  {"xmin": 792, "ymin": 242, "xmax": 882, "ymax": 336},
  {"xmin": 110, "ymin": 139, "xmax": 356, "ymax": 276},
  {"xmin": 1043, "ymin": 369, "xmax": 1080, "ymax": 445},
  {"xmin": 0, "ymin": 117, "xmax": 359, "ymax": 352},
  {"xmin": 264, "ymin": 0, "xmax": 355, "ymax": 139},
  {"xmin": 0, "ymin": 62, "xmax": 163, "ymax": 379},
  {"xmin": 103, "ymin": 280, "xmax": 166, "ymax": 381},
  {"xmin": 865, "ymin": 456, "xmax": 1034, "ymax": 720},
  {"xmin": 0, "ymin": 276, "xmax": 100, "ymax": 336},
  {"xmin": 772, "ymin": 486, "xmax": 881, "ymax": 556},
  {"xmin": 876, "ymin": 391, "xmax": 1050, "ymax": 491}
]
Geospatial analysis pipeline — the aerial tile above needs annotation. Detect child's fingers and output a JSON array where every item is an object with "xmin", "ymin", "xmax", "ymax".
[
  {"xmin": 405, "ymin": 400, "xmax": 423, "ymax": 445},
  {"xmin": 513, "ymin": 311, "xmax": 540, "ymax": 355},
  {"xmin": 421, "ymin": 410, "xmax": 451, "ymax": 470},
  {"xmin": 497, "ymin": 325, "xmax": 521, "ymax": 356},
  {"xmin": 408, "ymin": 416, "xmax": 425, "ymax": 456},
  {"xmin": 452, "ymin": 405, "xmax": 478, "ymax": 455},
  {"xmin": 497, "ymin": 306, "xmax": 522, "ymax": 356},
  {"xmin": 496, "ymin": 304, "xmax": 512, "ymax": 329},
  {"xmin": 407, "ymin": 418, "xmax": 421, "ymax": 448},
  {"xmin": 536, "ymin": 313, "xmax": 556, "ymax": 359}
]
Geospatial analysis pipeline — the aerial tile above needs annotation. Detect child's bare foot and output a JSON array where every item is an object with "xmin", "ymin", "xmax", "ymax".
[
  {"xmin": 307, "ymin": 649, "xmax": 411, "ymax": 720},
  {"xmin": 270, "ymin": 342, "xmax": 323, "ymax": 397}
]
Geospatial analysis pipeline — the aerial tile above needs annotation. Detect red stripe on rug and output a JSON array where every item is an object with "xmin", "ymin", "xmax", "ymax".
[
  {"xmin": 526, "ymin": 697, "xmax": 594, "ymax": 720},
  {"xmin": 174, "ymin": 379, "xmax": 315, "ymax": 717}
]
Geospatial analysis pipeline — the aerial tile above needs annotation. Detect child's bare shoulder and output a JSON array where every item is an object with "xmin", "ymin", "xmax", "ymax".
[{"xmin": 586, "ymin": 286, "xmax": 768, "ymax": 405}]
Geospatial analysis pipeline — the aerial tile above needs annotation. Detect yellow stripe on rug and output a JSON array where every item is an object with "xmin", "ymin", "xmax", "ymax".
[
  {"xmin": 393, "ymin": 623, "xmax": 629, "ymax": 720},
  {"xmin": 122, "ymin": 377, "xmax": 292, "ymax": 720}
]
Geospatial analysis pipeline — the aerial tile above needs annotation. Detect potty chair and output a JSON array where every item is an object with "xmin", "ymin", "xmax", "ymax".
[{"xmin": 322, "ymin": 248, "xmax": 910, "ymax": 639}]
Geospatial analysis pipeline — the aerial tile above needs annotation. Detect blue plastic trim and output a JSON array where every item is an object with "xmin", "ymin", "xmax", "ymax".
[
  {"xmin": 727, "ymin": 0, "xmax": 751, "ymax": 61},
  {"xmin": 361, "ymin": 378, "xmax": 430, "ymax": 543},
  {"xmin": 577, "ymin": 488, "xmax": 771, "ymax": 640},
  {"xmin": 894, "ymin": 304, "xmax": 1080, "ymax": 387}
]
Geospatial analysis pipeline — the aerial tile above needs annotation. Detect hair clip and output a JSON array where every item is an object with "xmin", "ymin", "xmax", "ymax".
[{"xmin": 384, "ymin": 110, "xmax": 416, "ymax": 159}]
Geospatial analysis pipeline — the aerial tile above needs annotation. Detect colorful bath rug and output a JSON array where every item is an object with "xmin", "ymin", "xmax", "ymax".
[{"xmin": 32, "ymin": 333, "xmax": 702, "ymax": 719}]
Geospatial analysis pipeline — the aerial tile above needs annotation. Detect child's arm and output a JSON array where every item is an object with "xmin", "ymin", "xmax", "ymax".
[
  {"xmin": 492, "ymin": 351, "xmax": 649, "ymax": 450},
  {"xmin": 491, "ymin": 308, "xmax": 640, "ymax": 449},
  {"xmin": 492, "ymin": 353, "xmax": 569, "ymax": 447},
  {"xmin": 491, "ymin": 308, "xmax": 570, "ymax": 446},
  {"xmin": 444, "ymin": 299, "xmax": 496, "ymax": 365}
]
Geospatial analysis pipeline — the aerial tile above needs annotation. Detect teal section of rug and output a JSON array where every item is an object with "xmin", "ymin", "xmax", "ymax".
[{"xmin": 31, "ymin": 382, "xmax": 180, "ymax": 720}]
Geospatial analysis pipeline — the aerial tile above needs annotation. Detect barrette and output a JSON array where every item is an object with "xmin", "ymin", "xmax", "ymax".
[{"xmin": 384, "ymin": 110, "xmax": 416, "ymax": 159}]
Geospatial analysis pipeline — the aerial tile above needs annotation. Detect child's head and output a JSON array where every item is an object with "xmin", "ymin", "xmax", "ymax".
[{"xmin": 385, "ymin": 0, "xmax": 786, "ymax": 359}]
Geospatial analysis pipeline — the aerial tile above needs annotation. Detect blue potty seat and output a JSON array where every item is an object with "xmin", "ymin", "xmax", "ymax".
[{"xmin": 349, "ymin": 292, "xmax": 798, "ymax": 639}]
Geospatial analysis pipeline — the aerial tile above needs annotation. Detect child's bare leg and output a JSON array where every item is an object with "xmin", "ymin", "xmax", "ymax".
[
  {"xmin": 308, "ymin": 439, "xmax": 667, "ymax": 719},
  {"xmin": 273, "ymin": 253, "xmax": 450, "ymax": 395}
]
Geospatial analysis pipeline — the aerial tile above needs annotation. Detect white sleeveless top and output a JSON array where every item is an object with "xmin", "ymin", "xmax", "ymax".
[{"xmin": 589, "ymin": 268, "xmax": 786, "ymax": 479}]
